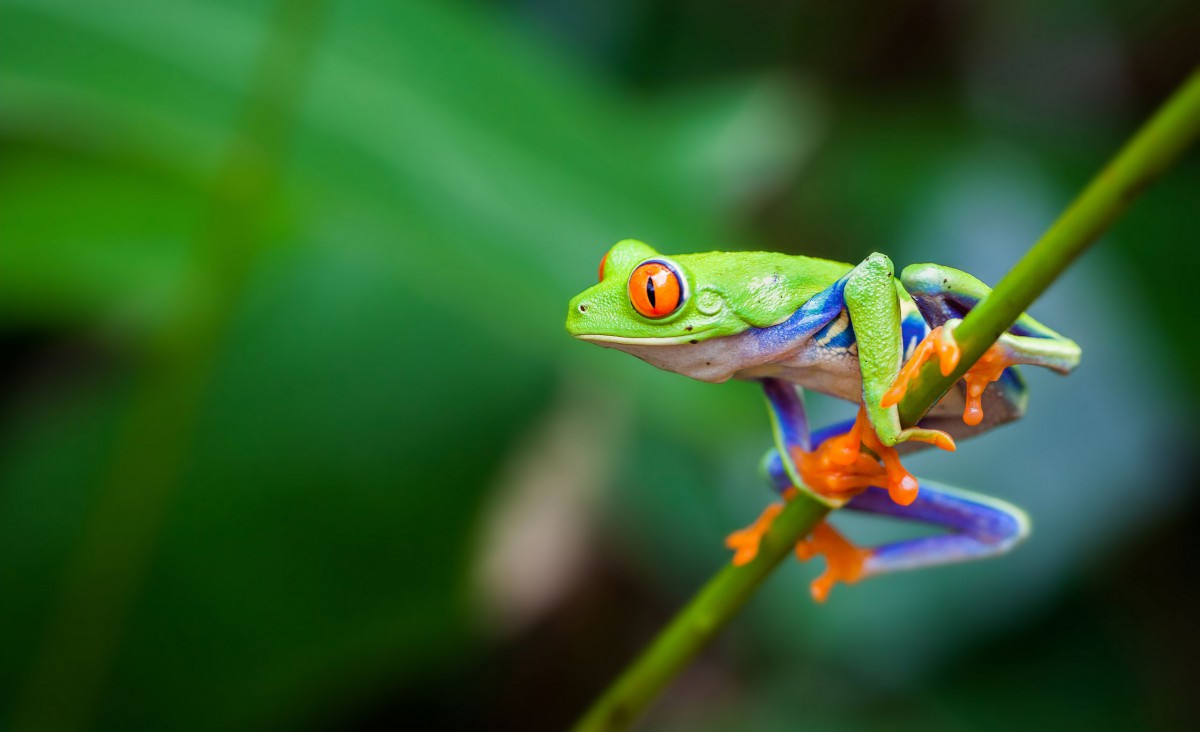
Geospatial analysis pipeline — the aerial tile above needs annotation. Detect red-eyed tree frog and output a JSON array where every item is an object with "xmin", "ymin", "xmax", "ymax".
[{"xmin": 566, "ymin": 239, "xmax": 1081, "ymax": 601}]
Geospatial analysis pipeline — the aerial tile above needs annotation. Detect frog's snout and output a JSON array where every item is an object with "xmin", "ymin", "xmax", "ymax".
[{"xmin": 565, "ymin": 295, "xmax": 592, "ymax": 336}]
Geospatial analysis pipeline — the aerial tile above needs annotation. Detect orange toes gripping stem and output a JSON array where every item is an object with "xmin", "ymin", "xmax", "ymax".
[
  {"xmin": 794, "ymin": 408, "xmax": 886, "ymax": 500},
  {"xmin": 882, "ymin": 325, "xmax": 1016, "ymax": 427},
  {"xmin": 796, "ymin": 406, "xmax": 938, "ymax": 507},
  {"xmin": 881, "ymin": 325, "xmax": 961, "ymax": 409},
  {"xmin": 724, "ymin": 503, "xmax": 785, "ymax": 567},
  {"xmin": 795, "ymin": 521, "xmax": 871, "ymax": 603},
  {"xmin": 859, "ymin": 423, "xmax": 921, "ymax": 506}
]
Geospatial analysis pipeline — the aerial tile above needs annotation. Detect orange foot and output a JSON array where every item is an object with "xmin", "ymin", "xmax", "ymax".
[
  {"xmin": 881, "ymin": 324, "xmax": 961, "ymax": 408},
  {"xmin": 960, "ymin": 344, "xmax": 1012, "ymax": 426},
  {"xmin": 882, "ymin": 325, "xmax": 1015, "ymax": 427},
  {"xmin": 725, "ymin": 502, "xmax": 785, "ymax": 566},
  {"xmin": 795, "ymin": 521, "xmax": 871, "ymax": 602},
  {"xmin": 796, "ymin": 405, "xmax": 945, "ymax": 506}
]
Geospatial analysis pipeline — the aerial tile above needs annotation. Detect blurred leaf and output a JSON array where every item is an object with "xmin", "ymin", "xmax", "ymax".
[
  {"xmin": 0, "ymin": 0, "xmax": 818, "ymax": 729},
  {"xmin": 0, "ymin": 147, "xmax": 198, "ymax": 325}
]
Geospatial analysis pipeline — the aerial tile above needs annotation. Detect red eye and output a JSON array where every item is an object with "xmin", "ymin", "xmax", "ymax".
[
  {"xmin": 598, "ymin": 251, "xmax": 609, "ymax": 281},
  {"xmin": 628, "ymin": 260, "xmax": 683, "ymax": 318}
]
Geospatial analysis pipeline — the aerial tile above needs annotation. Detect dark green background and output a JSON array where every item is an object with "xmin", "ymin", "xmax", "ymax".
[{"xmin": 1, "ymin": 0, "xmax": 1197, "ymax": 730}]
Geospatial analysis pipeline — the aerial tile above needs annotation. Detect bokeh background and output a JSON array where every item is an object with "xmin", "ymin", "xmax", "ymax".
[{"xmin": 1, "ymin": 0, "xmax": 1198, "ymax": 730}]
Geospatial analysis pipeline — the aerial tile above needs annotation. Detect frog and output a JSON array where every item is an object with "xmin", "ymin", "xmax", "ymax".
[{"xmin": 565, "ymin": 239, "xmax": 1081, "ymax": 601}]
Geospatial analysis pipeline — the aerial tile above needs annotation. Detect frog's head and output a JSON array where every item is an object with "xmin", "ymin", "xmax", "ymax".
[{"xmin": 565, "ymin": 239, "xmax": 803, "ymax": 382}]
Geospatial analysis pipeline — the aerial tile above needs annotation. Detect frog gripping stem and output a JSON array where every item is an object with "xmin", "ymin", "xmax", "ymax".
[
  {"xmin": 884, "ymin": 322, "xmax": 1023, "ymax": 427},
  {"xmin": 881, "ymin": 324, "xmax": 960, "ymax": 409}
]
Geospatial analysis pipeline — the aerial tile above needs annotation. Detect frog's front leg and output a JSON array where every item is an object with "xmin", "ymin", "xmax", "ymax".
[
  {"xmin": 830, "ymin": 255, "xmax": 956, "ymax": 505},
  {"xmin": 843, "ymin": 254, "xmax": 956, "ymax": 451}
]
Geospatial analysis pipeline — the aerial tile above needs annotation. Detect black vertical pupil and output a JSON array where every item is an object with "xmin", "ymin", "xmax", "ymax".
[{"xmin": 646, "ymin": 276, "xmax": 657, "ymax": 308}]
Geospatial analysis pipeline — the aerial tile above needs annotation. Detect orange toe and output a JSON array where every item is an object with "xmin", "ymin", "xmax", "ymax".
[
  {"xmin": 794, "ymin": 521, "xmax": 871, "ymax": 602},
  {"xmin": 793, "ymin": 405, "xmax": 932, "ymax": 507},
  {"xmin": 961, "ymin": 344, "xmax": 1012, "ymax": 426},
  {"xmin": 725, "ymin": 503, "xmax": 784, "ymax": 566},
  {"xmin": 881, "ymin": 325, "xmax": 962, "ymax": 408},
  {"xmin": 794, "ymin": 408, "xmax": 886, "ymax": 500},
  {"xmin": 885, "ymin": 325, "xmax": 1014, "ymax": 428},
  {"xmin": 858, "ymin": 414, "xmax": 921, "ymax": 507}
]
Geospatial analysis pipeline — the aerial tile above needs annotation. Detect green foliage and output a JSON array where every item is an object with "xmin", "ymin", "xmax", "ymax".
[{"xmin": 0, "ymin": 0, "xmax": 809, "ymax": 729}]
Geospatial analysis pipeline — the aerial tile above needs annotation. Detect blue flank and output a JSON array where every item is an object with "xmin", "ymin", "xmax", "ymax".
[
  {"xmin": 748, "ymin": 275, "xmax": 849, "ymax": 352},
  {"xmin": 813, "ymin": 310, "xmax": 856, "ymax": 348},
  {"xmin": 900, "ymin": 312, "xmax": 928, "ymax": 360}
]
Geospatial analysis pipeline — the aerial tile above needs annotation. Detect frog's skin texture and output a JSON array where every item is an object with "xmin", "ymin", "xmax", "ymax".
[{"xmin": 566, "ymin": 239, "xmax": 1081, "ymax": 599}]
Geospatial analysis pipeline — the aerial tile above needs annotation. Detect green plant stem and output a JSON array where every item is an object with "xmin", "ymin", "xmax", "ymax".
[
  {"xmin": 572, "ymin": 66, "xmax": 1200, "ymax": 732},
  {"xmin": 572, "ymin": 498, "xmax": 830, "ymax": 732}
]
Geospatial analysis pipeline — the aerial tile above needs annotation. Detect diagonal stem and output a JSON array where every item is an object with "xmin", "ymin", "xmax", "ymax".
[
  {"xmin": 571, "ymin": 66, "xmax": 1200, "ymax": 732},
  {"xmin": 898, "ymin": 67, "xmax": 1200, "ymax": 423}
]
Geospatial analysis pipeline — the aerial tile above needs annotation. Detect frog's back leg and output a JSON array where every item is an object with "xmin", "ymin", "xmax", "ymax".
[
  {"xmin": 761, "ymin": 447, "xmax": 1028, "ymax": 598},
  {"xmin": 840, "ymin": 482, "xmax": 1028, "ymax": 572},
  {"xmin": 901, "ymin": 263, "xmax": 1081, "ymax": 375},
  {"xmin": 896, "ymin": 263, "xmax": 1080, "ymax": 437}
]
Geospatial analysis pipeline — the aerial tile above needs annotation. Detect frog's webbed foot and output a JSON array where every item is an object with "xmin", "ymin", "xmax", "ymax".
[
  {"xmin": 881, "ymin": 321, "xmax": 962, "ymax": 408},
  {"xmin": 797, "ymin": 405, "xmax": 948, "ymax": 507},
  {"xmin": 794, "ymin": 521, "xmax": 870, "ymax": 602},
  {"xmin": 724, "ymin": 502, "xmax": 785, "ymax": 566},
  {"xmin": 958, "ymin": 343, "xmax": 1015, "ymax": 426},
  {"xmin": 793, "ymin": 407, "xmax": 885, "ymax": 498},
  {"xmin": 881, "ymin": 319, "xmax": 1019, "ymax": 427}
]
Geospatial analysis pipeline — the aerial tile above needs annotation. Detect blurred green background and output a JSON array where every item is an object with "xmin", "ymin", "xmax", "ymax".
[{"xmin": 1, "ymin": 0, "xmax": 1198, "ymax": 730}]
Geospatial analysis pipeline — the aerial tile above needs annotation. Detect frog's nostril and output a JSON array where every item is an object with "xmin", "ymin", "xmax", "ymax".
[{"xmin": 578, "ymin": 303, "xmax": 588, "ymax": 312}]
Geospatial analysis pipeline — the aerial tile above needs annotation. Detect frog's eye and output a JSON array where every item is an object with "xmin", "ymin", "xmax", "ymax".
[
  {"xmin": 628, "ymin": 260, "xmax": 685, "ymax": 318},
  {"xmin": 598, "ymin": 250, "xmax": 609, "ymax": 281}
]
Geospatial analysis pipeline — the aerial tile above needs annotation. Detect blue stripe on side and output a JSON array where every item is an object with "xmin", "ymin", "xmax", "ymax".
[
  {"xmin": 813, "ymin": 314, "xmax": 856, "ymax": 349},
  {"xmin": 900, "ymin": 312, "xmax": 928, "ymax": 360},
  {"xmin": 748, "ymin": 275, "xmax": 849, "ymax": 352}
]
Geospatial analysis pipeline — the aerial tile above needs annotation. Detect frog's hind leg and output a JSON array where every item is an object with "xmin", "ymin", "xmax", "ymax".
[
  {"xmin": 889, "ymin": 264, "xmax": 1081, "ymax": 429},
  {"xmin": 795, "ymin": 483, "xmax": 1028, "ymax": 601},
  {"xmin": 900, "ymin": 263, "xmax": 1081, "ymax": 376},
  {"xmin": 761, "ymin": 451, "xmax": 1027, "ymax": 601},
  {"xmin": 731, "ymin": 379, "xmax": 901, "ymax": 567},
  {"xmin": 840, "ymin": 482, "xmax": 1029, "ymax": 574}
]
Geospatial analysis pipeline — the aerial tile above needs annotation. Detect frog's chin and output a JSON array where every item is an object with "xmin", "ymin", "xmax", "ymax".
[
  {"xmin": 576, "ymin": 329, "xmax": 760, "ymax": 384},
  {"xmin": 574, "ymin": 330, "xmax": 713, "ymax": 347}
]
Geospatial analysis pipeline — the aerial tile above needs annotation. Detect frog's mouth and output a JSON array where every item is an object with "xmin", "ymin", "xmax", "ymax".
[{"xmin": 575, "ymin": 330, "xmax": 714, "ymax": 346}]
